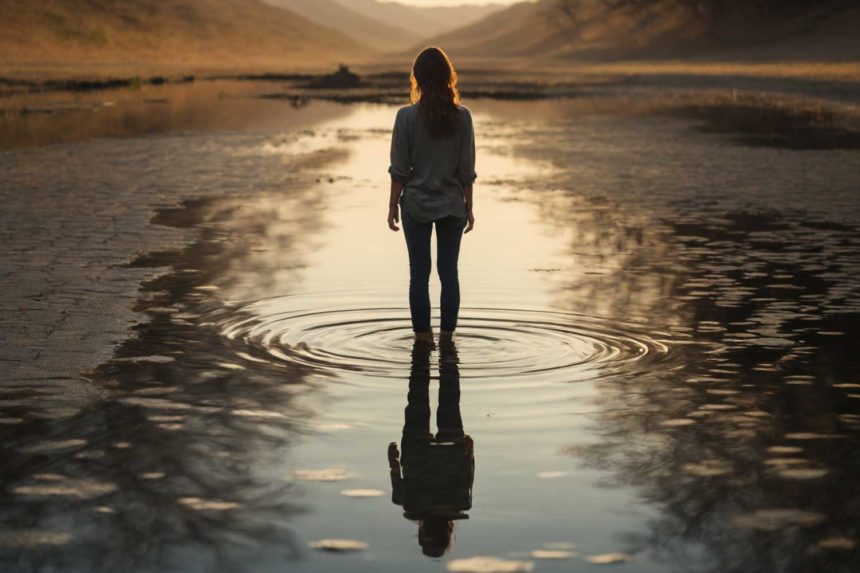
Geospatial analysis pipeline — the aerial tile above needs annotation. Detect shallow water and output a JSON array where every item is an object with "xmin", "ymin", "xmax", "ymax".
[{"xmin": 1, "ymin": 83, "xmax": 860, "ymax": 573}]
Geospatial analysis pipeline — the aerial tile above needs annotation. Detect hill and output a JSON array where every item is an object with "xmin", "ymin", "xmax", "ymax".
[
  {"xmin": 0, "ymin": 0, "xmax": 369, "ymax": 75},
  {"xmin": 263, "ymin": 0, "xmax": 415, "ymax": 52},
  {"xmin": 335, "ymin": 0, "xmax": 506, "ymax": 39},
  {"xmin": 425, "ymin": 0, "xmax": 860, "ymax": 62}
]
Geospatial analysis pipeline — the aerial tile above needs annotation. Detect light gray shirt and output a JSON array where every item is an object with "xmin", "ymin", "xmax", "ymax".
[{"xmin": 388, "ymin": 103, "xmax": 477, "ymax": 223}]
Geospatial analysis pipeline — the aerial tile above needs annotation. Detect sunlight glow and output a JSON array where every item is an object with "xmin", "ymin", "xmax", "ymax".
[{"xmin": 381, "ymin": 0, "xmax": 523, "ymax": 6}]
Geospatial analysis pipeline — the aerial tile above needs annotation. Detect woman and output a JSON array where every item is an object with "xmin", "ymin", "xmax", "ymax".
[{"xmin": 387, "ymin": 46, "xmax": 476, "ymax": 342}]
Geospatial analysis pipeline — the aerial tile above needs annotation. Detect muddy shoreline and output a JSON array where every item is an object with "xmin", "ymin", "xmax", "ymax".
[
  {"xmin": 0, "ymin": 74, "xmax": 197, "ymax": 96},
  {"xmin": 3, "ymin": 61, "xmax": 860, "ymax": 100},
  {"xmin": 3, "ymin": 75, "xmax": 859, "ymax": 151}
]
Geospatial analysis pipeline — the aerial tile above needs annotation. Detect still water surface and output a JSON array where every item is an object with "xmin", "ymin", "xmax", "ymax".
[{"xmin": 1, "ymin": 84, "xmax": 859, "ymax": 572}]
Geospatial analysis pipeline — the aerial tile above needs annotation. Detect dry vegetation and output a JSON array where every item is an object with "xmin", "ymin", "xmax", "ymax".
[{"xmin": 0, "ymin": 0, "xmax": 369, "ymax": 78}]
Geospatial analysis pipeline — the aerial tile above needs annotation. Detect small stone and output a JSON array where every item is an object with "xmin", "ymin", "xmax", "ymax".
[
  {"xmin": 0, "ymin": 530, "xmax": 72, "ymax": 548},
  {"xmin": 530, "ymin": 549, "xmax": 575, "ymax": 559},
  {"xmin": 340, "ymin": 489, "xmax": 385, "ymax": 498},
  {"xmin": 660, "ymin": 418, "xmax": 695, "ymax": 427},
  {"xmin": 766, "ymin": 446, "xmax": 803, "ymax": 454},
  {"xmin": 291, "ymin": 468, "xmax": 349, "ymax": 482},
  {"xmin": 308, "ymin": 539, "xmax": 368, "ymax": 552},
  {"xmin": 585, "ymin": 553, "xmax": 633, "ymax": 565},
  {"xmin": 446, "ymin": 556, "xmax": 534, "ymax": 572},
  {"xmin": 777, "ymin": 468, "xmax": 828, "ymax": 479},
  {"xmin": 785, "ymin": 433, "xmax": 842, "ymax": 440},
  {"xmin": 233, "ymin": 409, "xmax": 285, "ymax": 419},
  {"xmin": 817, "ymin": 537, "xmax": 856, "ymax": 550},
  {"xmin": 18, "ymin": 439, "xmax": 87, "ymax": 454},
  {"xmin": 732, "ymin": 509, "xmax": 825, "ymax": 531},
  {"xmin": 178, "ymin": 497, "xmax": 239, "ymax": 511},
  {"xmin": 682, "ymin": 462, "xmax": 731, "ymax": 477}
]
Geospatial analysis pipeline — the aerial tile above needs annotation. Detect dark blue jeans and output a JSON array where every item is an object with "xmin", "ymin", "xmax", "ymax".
[{"xmin": 401, "ymin": 209, "xmax": 466, "ymax": 333}]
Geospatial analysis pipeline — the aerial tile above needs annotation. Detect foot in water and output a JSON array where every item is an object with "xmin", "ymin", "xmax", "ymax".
[{"xmin": 415, "ymin": 330, "xmax": 434, "ymax": 343}]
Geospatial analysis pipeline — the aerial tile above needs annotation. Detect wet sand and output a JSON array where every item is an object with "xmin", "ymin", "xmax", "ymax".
[{"xmin": 1, "ymin": 80, "xmax": 860, "ymax": 572}]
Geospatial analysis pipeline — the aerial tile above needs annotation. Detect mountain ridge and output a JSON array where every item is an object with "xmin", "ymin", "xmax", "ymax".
[
  {"xmin": 262, "ymin": 0, "xmax": 415, "ymax": 52},
  {"xmin": 0, "ymin": 0, "xmax": 369, "ymax": 72},
  {"xmin": 335, "ymin": 0, "xmax": 506, "ymax": 39},
  {"xmin": 424, "ymin": 0, "xmax": 860, "ymax": 62}
]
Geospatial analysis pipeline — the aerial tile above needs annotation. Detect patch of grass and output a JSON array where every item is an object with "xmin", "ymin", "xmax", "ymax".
[{"xmin": 84, "ymin": 27, "xmax": 108, "ymax": 46}]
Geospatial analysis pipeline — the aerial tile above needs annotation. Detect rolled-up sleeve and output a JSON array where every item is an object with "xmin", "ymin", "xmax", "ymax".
[
  {"xmin": 388, "ymin": 108, "xmax": 412, "ymax": 183},
  {"xmin": 457, "ymin": 109, "xmax": 477, "ymax": 186}
]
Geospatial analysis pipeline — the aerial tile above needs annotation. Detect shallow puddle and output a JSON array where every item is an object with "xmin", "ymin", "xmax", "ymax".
[{"xmin": 1, "ymin": 86, "xmax": 859, "ymax": 572}]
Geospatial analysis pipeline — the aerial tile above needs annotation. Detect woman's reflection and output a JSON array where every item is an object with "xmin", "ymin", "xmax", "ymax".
[{"xmin": 388, "ymin": 338, "xmax": 475, "ymax": 557}]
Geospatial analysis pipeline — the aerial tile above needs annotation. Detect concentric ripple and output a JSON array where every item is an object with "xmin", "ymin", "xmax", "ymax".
[{"xmin": 214, "ymin": 294, "xmax": 674, "ymax": 384}]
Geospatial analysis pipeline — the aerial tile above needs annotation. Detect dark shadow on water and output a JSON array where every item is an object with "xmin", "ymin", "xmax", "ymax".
[
  {"xmin": 388, "ymin": 339, "xmax": 474, "ymax": 558},
  {"xmin": 671, "ymin": 94, "xmax": 860, "ymax": 150}
]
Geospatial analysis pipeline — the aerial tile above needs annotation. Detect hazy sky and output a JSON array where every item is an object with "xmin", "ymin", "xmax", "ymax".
[{"xmin": 390, "ymin": 0, "xmax": 523, "ymax": 6}]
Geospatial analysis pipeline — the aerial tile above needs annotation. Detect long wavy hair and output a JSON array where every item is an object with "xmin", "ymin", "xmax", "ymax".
[{"xmin": 410, "ymin": 46, "xmax": 462, "ymax": 138}]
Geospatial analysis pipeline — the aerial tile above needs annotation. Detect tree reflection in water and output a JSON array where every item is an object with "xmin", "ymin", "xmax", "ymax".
[
  {"xmin": 0, "ymin": 195, "xmax": 326, "ymax": 572},
  {"xmin": 545, "ymin": 198, "xmax": 860, "ymax": 572}
]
